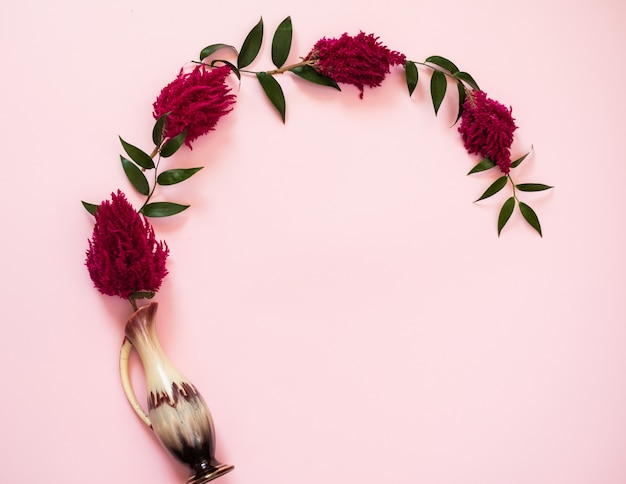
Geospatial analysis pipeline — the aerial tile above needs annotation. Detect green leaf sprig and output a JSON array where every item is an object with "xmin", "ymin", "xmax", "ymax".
[
  {"xmin": 404, "ymin": 55, "xmax": 480, "ymax": 123},
  {"xmin": 199, "ymin": 16, "xmax": 340, "ymax": 123},
  {"xmin": 468, "ymin": 149, "xmax": 553, "ymax": 236},
  {"xmin": 83, "ymin": 113, "xmax": 203, "ymax": 218}
]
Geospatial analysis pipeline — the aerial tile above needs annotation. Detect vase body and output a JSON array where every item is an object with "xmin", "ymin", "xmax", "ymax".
[{"xmin": 121, "ymin": 302, "xmax": 233, "ymax": 484}]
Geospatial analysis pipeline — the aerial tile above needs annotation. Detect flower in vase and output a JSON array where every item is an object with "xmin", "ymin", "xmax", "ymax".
[
  {"xmin": 86, "ymin": 191, "xmax": 169, "ymax": 299},
  {"xmin": 458, "ymin": 90, "xmax": 518, "ymax": 173},
  {"xmin": 153, "ymin": 64, "xmax": 236, "ymax": 148},
  {"xmin": 304, "ymin": 32, "xmax": 406, "ymax": 98}
]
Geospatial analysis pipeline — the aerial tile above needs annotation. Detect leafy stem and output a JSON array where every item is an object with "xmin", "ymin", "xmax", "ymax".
[
  {"xmin": 413, "ymin": 61, "xmax": 455, "ymax": 80},
  {"xmin": 468, "ymin": 151, "xmax": 551, "ymax": 236},
  {"xmin": 507, "ymin": 174, "xmax": 518, "ymax": 201},
  {"xmin": 114, "ymin": 124, "xmax": 194, "ymax": 218},
  {"xmin": 237, "ymin": 59, "xmax": 317, "ymax": 76},
  {"xmin": 138, "ymin": 152, "xmax": 162, "ymax": 214},
  {"xmin": 411, "ymin": 61, "xmax": 476, "ymax": 92}
]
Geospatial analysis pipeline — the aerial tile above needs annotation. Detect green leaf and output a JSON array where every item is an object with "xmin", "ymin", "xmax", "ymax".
[
  {"xmin": 121, "ymin": 156, "xmax": 150, "ymax": 196},
  {"xmin": 157, "ymin": 167, "xmax": 204, "ymax": 186},
  {"xmin": 256, "ymin": 72, "xmax": 286, "ymax": 122},
  {"xmin": 152, "ymin": 112, "xmax": 169, "ymax": 146},
  {"xmin": 405, "ymin": 60, "xmax": 418, "ymax": 96},
  {"xmin": 453, "ymin": 71, "xmax": 480, "ymax": 91},
  {"xmin": 141, "ymin": 202, "xmax": 190, "ymax": 218},
  {"xmin": 519, "ymin": 202, "xmax": 542, "ymax": 236},
  {"xmin": 475, "ymin": 175, "xmax": 508, "ymax": 202},
  {"xmin": 430, "ymin": 70, "xmax": 447, "ymax": 116},
  {"xmin": 119, "ymin": 136, "xmax": 155, "ymax": 169},
  {"xmin": 510, "ymin": 149, "xmax": 532, "ymax": 169},
  {"xmin": 271, "ymin": 16, "xmax": 292, "ymax": 68},
  {"xmin": 467, "ymin": 158, "xmax": 496, "ymax": 175},
  {"xmin": 516, "ymin": 183, "xmax": 553, "ymax": 192},
  {"xmin": 82, "ymin": 201, "xmax": 98, "ymax": 215},
  {"xmin": 210, "ymin": 59, "xmax": 241, "ymax": 80},
  {"xmin": 160, "ymin": 129, "xmax": 187, "ymax": 158},
  {"xmin": 238, "ymin": 17, "xmax": 264, "ymax": 69},
  {"xmin": 199, "ymin": 43, "xmax": 236, "ymax": 61},
  {"xmin": 498, "ymin": 197, "xmax": 516, "ymax": 236},
  {"xmin": 455, "ymin": 81, "xmax": 466, "ymax": 124},
  {"xmin": 130, "ymin": 291, "xmax": 155, "ymax": 300},
  {"xmin": 425, "ymin": 55, "xmax": 459, "ymax": 74},
  {"xmin": 289, "ymin": 65, "xmax": 340, "ymax": 90}
]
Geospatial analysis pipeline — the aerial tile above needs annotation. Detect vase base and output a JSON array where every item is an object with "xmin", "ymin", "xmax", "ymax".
[{"xmin": 187, "ymin": 464, "xmax": 234, "ymax": 484}]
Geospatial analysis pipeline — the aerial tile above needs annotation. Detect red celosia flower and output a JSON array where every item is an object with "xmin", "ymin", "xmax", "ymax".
[
  {"xmin": 458, "ymin": 90, "xmax": 517, "ymax": 173},
  {"xmin": 304, "ymin": 32, "xmax": 406, "ymax": 99},
  {"xmin": 153, "ymin": 64, "xmax": 236, "ymax": 148},
  {"xmin": 85, "ymin": 191, "xmax": 169, "ymax": 299}
]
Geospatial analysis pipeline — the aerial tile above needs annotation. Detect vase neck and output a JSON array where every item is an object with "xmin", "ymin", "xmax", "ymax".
[
  {"xmin": 124, "ymin": 302, "xmax": 160, "ymax": 349},
  {"xmin": 124, "ymin": 302, "xmax": 186, "ymax": 387}
]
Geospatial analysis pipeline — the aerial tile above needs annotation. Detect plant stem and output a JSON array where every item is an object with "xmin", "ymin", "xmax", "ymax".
[
  {"xmin": 412, "ymin": 61, "xmax": 472, "ymax": 92},
  {"xmin": 138, "ymin": 154, "xmax": 161, "ymax": 213},
  {"xmin": 140, "ymin": 145, "xmax": 162, "ymax": 212},
  {"xmin": 412, "ymin": 61, "xmax": 454, "ymax": 78},
  {"xmin": 507, "ymin": 174, "xmax": 518, "ymax": 201},
  {"xmin": 265, "ymin": 59, "xmax": 317, "ymax": 75}
]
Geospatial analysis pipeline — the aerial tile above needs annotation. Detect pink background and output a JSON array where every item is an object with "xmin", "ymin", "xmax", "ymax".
[{"xmin": 2, "ymin": 1, "xmax": 625, "ymax": 483}]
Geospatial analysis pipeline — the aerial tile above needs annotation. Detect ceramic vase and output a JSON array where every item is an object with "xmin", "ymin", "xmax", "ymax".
[{"xmin": 119, "ymin": 302, "xmax": 233, "ymax": 484}]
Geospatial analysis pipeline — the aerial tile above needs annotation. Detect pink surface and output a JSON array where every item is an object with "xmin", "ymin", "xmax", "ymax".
[{"xmin": 2, "ymin": 1, "xmax": 626, "ymax": 483}]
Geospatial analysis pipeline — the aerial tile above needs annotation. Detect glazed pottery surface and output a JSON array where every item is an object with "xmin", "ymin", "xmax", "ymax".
[{"xmin": 120, "ymin": 302, "xmax": 233, "ymax": 484}]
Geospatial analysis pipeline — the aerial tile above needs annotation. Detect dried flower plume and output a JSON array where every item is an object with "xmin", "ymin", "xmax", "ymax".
[
  {"xmin": 458, "ymin": 90, "xmax": 518, "ymax": 173},
  {"xmin": 305, "ymin": 32, "xmax": 406, "ymax": 98},
  {"xmin": 86, "ymin": 191, "xmax": 169, "ymax": 300},
  {"xmin": 153, "ymin": 64, "xmax": 236, "ymax": 148}
]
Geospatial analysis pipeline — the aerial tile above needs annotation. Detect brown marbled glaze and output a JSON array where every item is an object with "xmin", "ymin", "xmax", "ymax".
[{"xmin": 149, "ymin": 381, "xmax": 201, "ymax": 410}]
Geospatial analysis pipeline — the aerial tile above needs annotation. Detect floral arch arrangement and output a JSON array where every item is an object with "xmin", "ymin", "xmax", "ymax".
[{"xmin": 83, "ymin": 15, "xmax": 552, "ymax": 484}]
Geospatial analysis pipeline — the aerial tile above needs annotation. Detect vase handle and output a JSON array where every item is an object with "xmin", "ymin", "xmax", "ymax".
[{"xmin": 119, "ymin": 337, "xmax": 153, "ymax": 428}]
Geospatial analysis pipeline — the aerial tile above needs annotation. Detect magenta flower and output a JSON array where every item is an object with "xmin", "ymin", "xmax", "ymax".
[
  {"xmin": 153, "ymin": 64, "xmax": 236, "ymax": 148},
  {"xmin": 85, "ymin": 191, "xmax": 169, "ymax": 300},
  {"xmin": 458, "ymin": 90, "xmax": 518, "ymax": 173},
  {"xmin": 304, "ymin": 32, "xmax": 406, "ymax": 99}
]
